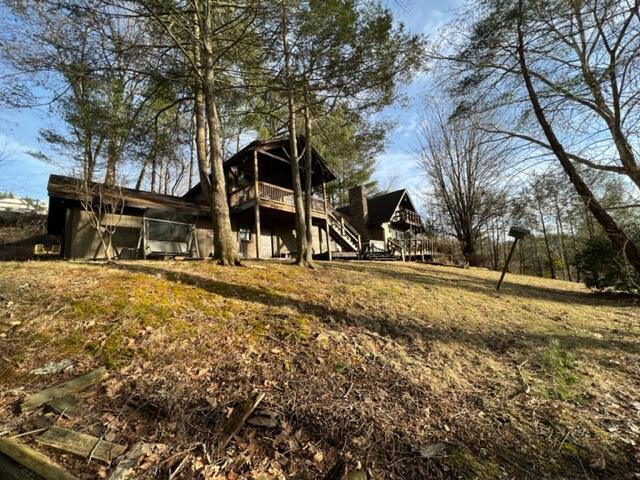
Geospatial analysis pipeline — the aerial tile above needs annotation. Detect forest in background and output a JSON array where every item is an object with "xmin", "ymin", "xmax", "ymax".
[{"xmin": 417, "ymin": 0, "xmax": 640, "ymax": 293}]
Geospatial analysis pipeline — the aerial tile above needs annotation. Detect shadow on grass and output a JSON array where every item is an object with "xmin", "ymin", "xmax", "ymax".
[
  {"xmin": 90, "ymin": 261, "xmax": 639, "ymax": 479},
  {"xmin": 93, "ymin": 261, "xmax": 639, "ymax": 359},
  {"xmin": 326, "ymin": 261, "xmax": 638, "ymax": 309}
]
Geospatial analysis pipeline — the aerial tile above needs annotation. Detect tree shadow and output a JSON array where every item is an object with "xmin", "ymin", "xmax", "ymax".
[
  {"xmin": 93, "ymin": 262, "xmax": 639, "ymax": 359},
  {"xmin": 82, "ymin": 261, "xmax": 639, "ymax": 478},
  {"xmin": 326, "ymin": 261, "xmax": 638, "ymax": 309}
]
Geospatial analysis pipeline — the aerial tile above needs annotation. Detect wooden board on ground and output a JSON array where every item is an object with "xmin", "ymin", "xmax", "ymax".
[
  {"xmin": 0, "ymin": 436, "xmax": 78, "ymax": 480},
  {"xmin": 20, "ymin": 367, "xmax": 108, "ymax": 413},
  {"xmin": 0, "ymin": 453, "xmax": 42, "ymax": 480},
  {"xmin": 108, "ymin": 442, "xmax": 164, "ymax": 480},
  {"xmin": 213, "ymin": 392, "xmax": 265, "ymax": 455},
  {"xmin": 46, "ymin": 394, "xmax": 77, "ymax": 418},
  {"xmin": 36, "ymin": 426, "xmax": 126, "ymax": 464}
]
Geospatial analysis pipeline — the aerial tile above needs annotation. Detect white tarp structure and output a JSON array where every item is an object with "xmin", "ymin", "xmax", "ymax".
[{"xmin": 0, "ymin": 197, "xmax": 47, "ymax": 214}]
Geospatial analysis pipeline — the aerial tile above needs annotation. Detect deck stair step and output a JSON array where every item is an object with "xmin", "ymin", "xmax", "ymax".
[{"xmin": 326, "ymin": 205, "xmax": 360, "ymax": 253}]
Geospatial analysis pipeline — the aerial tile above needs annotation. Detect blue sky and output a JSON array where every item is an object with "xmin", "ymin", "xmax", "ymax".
[{"xmin": 0, "ymin": 0, "xmax": 462, "ymax": 201}]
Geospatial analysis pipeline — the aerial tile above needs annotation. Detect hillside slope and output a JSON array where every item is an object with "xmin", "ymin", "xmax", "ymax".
[{"xmin": 0, "ymin": 260, "xmax": 638, "ymax": 479}]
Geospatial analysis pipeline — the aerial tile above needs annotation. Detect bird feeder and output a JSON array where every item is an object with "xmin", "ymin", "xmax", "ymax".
[{"xmin": 496, "ymin": 226, "xmax": 531, "ymax": 291}]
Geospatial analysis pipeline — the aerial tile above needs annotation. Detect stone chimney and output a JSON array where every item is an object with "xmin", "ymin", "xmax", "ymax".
[{"xmin": 348, "ymin": 185, "xmax": 369, "ymax": 242}]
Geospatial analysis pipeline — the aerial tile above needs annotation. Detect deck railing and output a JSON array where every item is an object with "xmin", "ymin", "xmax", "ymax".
[
  {"xmin": 229, "ymin": 181, "xmax": 326, "ymax": 213},
  {"xmin": 391, "ymin": 208, "xmax": 422, "ymax": 226}
]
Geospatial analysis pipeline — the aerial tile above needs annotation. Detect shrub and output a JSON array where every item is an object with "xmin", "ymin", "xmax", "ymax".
[{"xmin": 576, "ymin": 233, "xmax": 640, "ymax": 294}]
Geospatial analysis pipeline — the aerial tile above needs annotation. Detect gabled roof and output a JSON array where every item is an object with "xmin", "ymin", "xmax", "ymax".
[
  {"xmin": 183, "ymin": 135, "xmax": 336, "ymax": 199},
  {"xmin": 47, "ymin": 174, "xmax": 209, "ymax": 216},
  {"xmin": 366, "ymin": 189, "xmax": 411, "ymax": 225}
]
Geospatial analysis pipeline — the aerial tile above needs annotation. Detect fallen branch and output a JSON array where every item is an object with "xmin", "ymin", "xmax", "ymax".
[
  {"xmin": 109, "ymin": 442, "xmax": 164, "ymax": 480},
  {"xmin": 212, "ymin": 392, "xmax": 265, "ymax": 456}
]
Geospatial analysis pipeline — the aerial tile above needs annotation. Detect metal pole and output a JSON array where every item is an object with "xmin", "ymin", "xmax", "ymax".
[{"xmin": 496, "ymin": 238, "xmax": 519, "ymax": 291}]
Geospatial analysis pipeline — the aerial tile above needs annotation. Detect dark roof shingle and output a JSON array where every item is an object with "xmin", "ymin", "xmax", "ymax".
[{"xmin": 366, "ymin": 189, "xmax": 406, "ymax": 225}]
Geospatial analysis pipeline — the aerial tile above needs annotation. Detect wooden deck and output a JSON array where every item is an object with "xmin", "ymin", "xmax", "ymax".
[
  {"xmin": 391, "ymin": 208, "xmax": 422, "ymax": 227},
  {"xmin": 229, "ymin": 181, "xmax": 326, "ymax": 217}
]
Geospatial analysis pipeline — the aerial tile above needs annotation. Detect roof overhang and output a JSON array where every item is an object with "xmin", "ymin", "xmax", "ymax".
[{"xmin": 47, "ymin": 175, "xmax": 210, "ymax": 217}]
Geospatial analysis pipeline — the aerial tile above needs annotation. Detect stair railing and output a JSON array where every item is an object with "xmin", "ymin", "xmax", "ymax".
[
  {"xmin": 387, "ymin": 238, "xmax": 405, "ymax": 262},
  {"xmin": 326, "ymin": 204, "xmax": 361, "ymax": 251}
]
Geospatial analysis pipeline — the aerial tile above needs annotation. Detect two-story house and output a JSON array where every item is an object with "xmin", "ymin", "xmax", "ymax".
[{"xmin": 46, "ymin": 136, "xmax": 362, "ymax": 260}]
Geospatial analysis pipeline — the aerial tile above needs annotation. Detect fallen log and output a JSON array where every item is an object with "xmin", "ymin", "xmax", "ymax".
[
  {"xmin": 0, "ymin": 436, "xmax": 78, "ymax": 480},
  {"xmin": 21, "ymin": 367, "xmax": 108, "ymax": 413},
  {"xmin": 46, "ymin": 394, "xmax": 77, "ymax": 418},
  {"xmin": 36, "ymin": 426, "xmax": 126, "ymax": 464}
]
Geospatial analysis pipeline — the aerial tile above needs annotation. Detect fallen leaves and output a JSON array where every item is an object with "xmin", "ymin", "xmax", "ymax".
[{"xmin": 0, "ymin": 260, "xmax": 638, "ymax": 479}]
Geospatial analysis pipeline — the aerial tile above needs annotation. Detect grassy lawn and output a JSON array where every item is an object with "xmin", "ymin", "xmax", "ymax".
[{"xmin": 0, "ymin": 259, "xmax": 638, "ymax": 479}]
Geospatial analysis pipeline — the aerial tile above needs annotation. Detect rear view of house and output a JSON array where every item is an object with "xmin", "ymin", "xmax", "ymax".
[
  {"xmin": 338, "ymin": 185, "xmax": 425, "ymax": 248},
  {"xmin": 47, "ymin": 137, "xmax": 362, "ymax": 260}
]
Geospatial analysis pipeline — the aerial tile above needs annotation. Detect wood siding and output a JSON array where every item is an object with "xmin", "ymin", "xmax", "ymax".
[{"xmin": 65, "ymin": 207, "xmax": 214, "ymax": 260}]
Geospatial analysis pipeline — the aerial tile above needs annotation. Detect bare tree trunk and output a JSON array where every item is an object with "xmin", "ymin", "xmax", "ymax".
[
  {"xmin": 83, "ymin": 139, "xmax": 96, "ymax": 183},
  {"xmin": 104, "ymin": 140, "xmax": 117, "ymax": 187},
  {"xmin": 303, "ymin": 104, "xmax": 314, "ymax": 265},
  {"xmin": 283, "ymin": 11, "xmax": 310, "ymax": 267},
  {"xmin": 531, "ymin": 235, "xmax": 543, "ymax": 277},
  {"xmin": 554, "ymin": 204, "xmax": 572, "ymax": 281},
  {"xmin": 487, "ymin": 222, "xmax": 498, "ymax": 270},
  {"xmin": 568, "ymin": 217, "xmax": 580, "ymax": 282},
  {"xmin": 189, "ymin": 110, "xmax": 195, "ymax": 190},
  {"xmin": 583, "ymin": 201, "xmax": 594, "ymax": 239},
  {"xmin": 517, "ymin": 7, "xmax": 640, "ymax": 276},
  {"xmin": 518, "ymin": 238, "xmax": 524, "ymax": 274},
  {"xmin": 551, "ymin": 189, "xmax": 572, "ymax": 281},
  {"xmin": 135, "ymin": 160, "xmax": 146, "ymax": 190},
  {"xmin": 150, "ymin": 156, "xmax": 157, "ymax": 192},
  {"xmin": 163, "ymin": 166, "xmax": 169, "ymax": 195},
  {"xmin": 537, "ymin": 202, "xmax": 556, "ymax": 279},
  {"xmin": 198, "ymin": 6, "xmax": 238, "ymax": 265}
]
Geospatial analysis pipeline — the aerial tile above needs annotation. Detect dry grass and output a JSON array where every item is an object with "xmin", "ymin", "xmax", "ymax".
[{"xmin": 0, "ymin": 259, "xmax": 638, "ymax": 479}]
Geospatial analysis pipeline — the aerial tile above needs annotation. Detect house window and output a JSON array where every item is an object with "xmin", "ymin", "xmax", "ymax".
[{"xmin": 239, "ymin": 226, "xmax": 252, "ymax": 242}]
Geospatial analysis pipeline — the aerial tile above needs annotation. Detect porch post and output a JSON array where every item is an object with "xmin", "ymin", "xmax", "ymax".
[
  {"xmin": 322, "ymin": 181, "xmax": 332, "ymax": 261},
  {"xmin": 253, "ymin": 149, "xmax": 261, "ymax": 259}
]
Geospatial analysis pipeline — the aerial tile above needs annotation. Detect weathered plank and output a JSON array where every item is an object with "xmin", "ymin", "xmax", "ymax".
[
  {"xmin": 0, "ymin": 453, "xmax": 41, "ymax": 480},
  {"xmin": 36, "ymin": 426, "xmax": 126, "ymax": 464},
  {"xmin": 46, "ymin": 394, "xmax": 77, "ymax": 418},
  {"xmin": 213, "ymin": 392, "xmax": 265, "ymax": 455},
  {"xmin": 0, "ymin": 436, "xmax": 78, "ymax": 480},
  {"xmin": 108, "ymin": 443, "xmax": 163, "ymax": 480},
  {"xmin": 20, "ymin": 367, "xmax": 108, "ymax": 413}
]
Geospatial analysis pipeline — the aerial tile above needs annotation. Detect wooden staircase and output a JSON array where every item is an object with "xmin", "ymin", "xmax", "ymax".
[
  {"xmin": 326, "ymin": 205, "xmax": 361, "ymax": 253},
  {"xmin": 323, "ymin": 207, "xmax": 437, "ymax": 263}
]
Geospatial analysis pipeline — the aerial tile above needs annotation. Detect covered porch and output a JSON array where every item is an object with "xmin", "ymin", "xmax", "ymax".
[
  {"xmin": 230, "ymin": 207, "xmax": 332, "ymax": 259},
  {"xmin": 224, "ymin": 136, "xmax": 336, "ymax": 259}
]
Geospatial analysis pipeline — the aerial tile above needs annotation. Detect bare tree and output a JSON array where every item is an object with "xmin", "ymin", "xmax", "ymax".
[
  {"xmin": 417, "ymin": 107, "xmax": 509, "ymax": 265},
  {"xmin": 439, "ymin": 0, "xmax": 640, "ymax": 277},
  {"xmin": 77, "ymin": 179, "xmax": 125, "ymax": 261}
]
